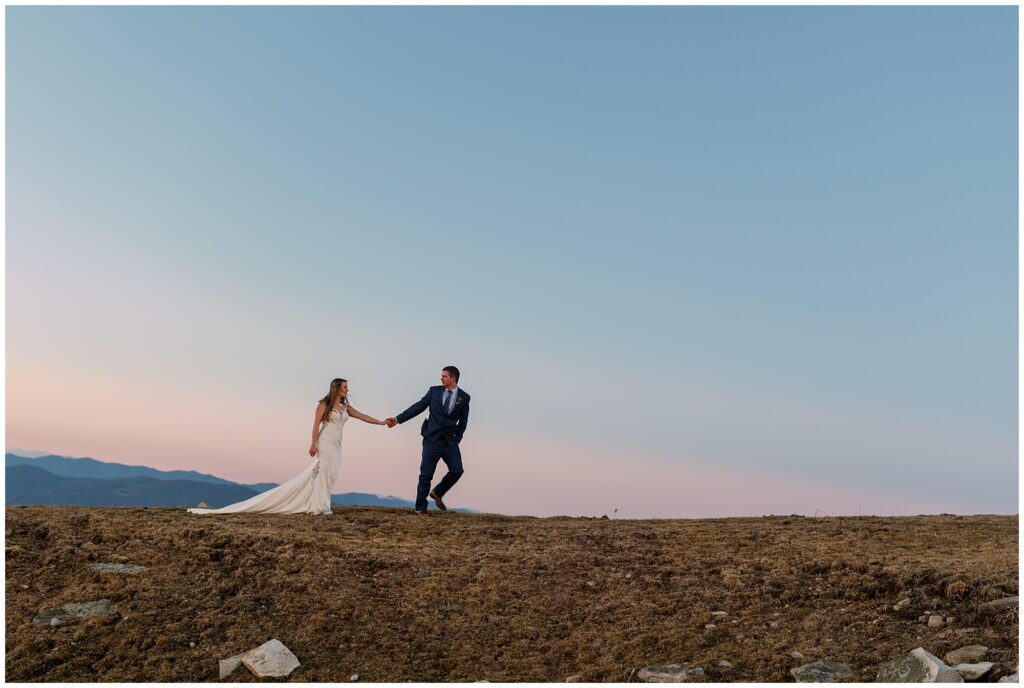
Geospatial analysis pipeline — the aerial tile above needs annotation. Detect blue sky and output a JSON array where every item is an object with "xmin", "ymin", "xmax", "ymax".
[{"xmin": 6, "ymin": 6, "xmax": 1018, "ymax": 516}]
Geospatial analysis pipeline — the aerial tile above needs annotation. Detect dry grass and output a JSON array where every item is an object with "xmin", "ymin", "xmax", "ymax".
[{"xmin": 4, "ymin": 507, "xmax": 1018, "ymax": 682}]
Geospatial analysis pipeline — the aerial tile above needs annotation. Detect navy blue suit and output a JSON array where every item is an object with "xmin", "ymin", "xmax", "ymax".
[{"xmin": 396, "ymin": 386, "xmax": 471, "ymax": 511}]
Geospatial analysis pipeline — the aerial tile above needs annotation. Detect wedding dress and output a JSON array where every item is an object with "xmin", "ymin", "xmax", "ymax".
[{"xmin": 188, "ymin": 405, "xmax": 348, "ymax": 515}]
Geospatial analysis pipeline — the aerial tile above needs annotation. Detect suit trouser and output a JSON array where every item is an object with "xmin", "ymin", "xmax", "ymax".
[{"xmin": 417, "ymin": 440, "xmax": 463, "ymax": 511}]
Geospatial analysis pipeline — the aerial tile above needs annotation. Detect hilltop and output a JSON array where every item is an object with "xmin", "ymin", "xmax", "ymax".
[{"xmin": 4, "ymin": 507, "xmax": 1018, "ymax": 681}]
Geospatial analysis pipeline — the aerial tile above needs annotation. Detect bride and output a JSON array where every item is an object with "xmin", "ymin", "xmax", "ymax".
[{"xmin": 188, "ymin": 378, "xmax": 386, "ymax": 515}]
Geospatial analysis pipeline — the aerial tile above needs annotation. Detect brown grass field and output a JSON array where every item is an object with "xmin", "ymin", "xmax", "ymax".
[{"xmin": 4, "ymin": 506, "xmax": 1018, "ymax": 682}]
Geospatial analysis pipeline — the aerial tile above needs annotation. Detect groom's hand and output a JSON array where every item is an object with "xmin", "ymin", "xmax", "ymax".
[{"xmin": 385, "ymin": 417, "xmax": 397, "ymax": 428}]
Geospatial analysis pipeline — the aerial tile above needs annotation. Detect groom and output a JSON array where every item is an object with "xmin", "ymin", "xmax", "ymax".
[{"xmin": 386, "ymin": 366, "xmax": 471, "ymax": 515}]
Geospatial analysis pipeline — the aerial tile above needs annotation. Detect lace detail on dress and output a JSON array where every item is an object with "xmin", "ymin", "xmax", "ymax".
[{"xmin": 311, "ymin": 462, "xmax": 320, "ymax": 478}]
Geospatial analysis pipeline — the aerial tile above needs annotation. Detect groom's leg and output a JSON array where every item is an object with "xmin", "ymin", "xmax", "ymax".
[
  {"xmin": 417, "ymin": 443, "xmax": 443, "ymax": 511},
  {"xmin": 433, "ymin": 444, "xmax": 464, "ymax": 497}
]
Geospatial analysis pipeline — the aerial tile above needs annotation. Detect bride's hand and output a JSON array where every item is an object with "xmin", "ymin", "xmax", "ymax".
[{"xmin": 309, "ymin": 445, "xmax": 317, "ymax": 457}]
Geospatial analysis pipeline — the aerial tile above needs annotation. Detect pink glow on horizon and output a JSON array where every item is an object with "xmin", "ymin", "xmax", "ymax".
[{"xmin": 6, "ymin": 359, "xmax": 981, "ymax": 518}]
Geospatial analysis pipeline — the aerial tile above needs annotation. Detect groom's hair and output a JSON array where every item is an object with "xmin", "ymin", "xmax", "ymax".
[{"xmin": 443, "ymin": 365, "xmax": 460, "ymax": 382}]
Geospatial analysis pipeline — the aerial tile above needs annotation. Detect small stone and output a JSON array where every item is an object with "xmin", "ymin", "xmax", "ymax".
[
  {"xmin": 946, "ymin": 647, "xmax": 988, "ymax": 665},
  {"xmin": 895, "ymin": 598, "xmax": 912, "ymax": 611},
  {"xmin": 705, "ymin": 624, "xmax": 717, "ymax": 630},
  {"xmin": 769, "ymin": 621, "xmax": 779, "ymax": 628},
  {"xmin": 791, "ymin": 651, "xmax": 806, "ymax": 659},
  {"xmin": 877, "ymin": 647, "xmax": 963, "ymax": 683},
  {"xmin": 241, "ymin": 639, "xmax": 301, "ymax": 678},
  {"xmin": 791, "ymin": 661, "xmax": 855, "ymax": 682},
  {"xmin": 350, "ymin": 674, "xmax": 359, "ymax": 681},
  {"xmin": 953, "ymin": 663, "xmax": 993, "ymax": 681},
  {"xmin": 87, "ymin": 563, "xmax": 147, "ymax": 575},
  {"xmin": 62, "ymin": 600, "xmax": 116, "ymax": 618},
  {"xmin": 711, "ymin": 611, "xmax": 728, "ymax": 617},
  {"xmin": 979, "ymin": 596, "xmax": 1018, "ymax": 610},
  {"xmin": 637, "ymin": 664, "xmax": 704, "ymax": 682},
  {"xmin": 928, "ymin": 615, "xmax": 945, "ymax": 628},
  {"xmin": 566, "ymin": 676, "xmax": 583, "ymax": 682},
  {"xmin": 189, "ymin": 642, "xmax": 196, "ymax": 648},
  {"xmin": 49, "ymin": 617, "xmax": 61, "ymax": 627},
  {"xmin": 997, "ymin": 667, "xmax": 1018, "ymax": 683},
  {"xmin": 32, "ymin": 599, "xmax": 115, "ymax": 626},
  {"xmin": 219, "ymin": 654, "xmax": 244, "ymax": 680},
  {"xmin": 717, "ymin": 660, "xmax": 733, "ymax": 669}
]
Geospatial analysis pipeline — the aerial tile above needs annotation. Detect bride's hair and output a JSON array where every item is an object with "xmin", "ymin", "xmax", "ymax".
[{"xmin": 318, "ymin": 378, "xmax": 348, "ymax": 419}]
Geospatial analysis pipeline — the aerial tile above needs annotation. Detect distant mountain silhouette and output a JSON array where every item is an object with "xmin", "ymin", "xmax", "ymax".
[
  {"xmin": 331, "ymin": 492, "xmax": 417, "ymax": 508},
  {"xmin": 5, "ymin": 453, "xmax": 238, "ymax": 485},
  {"xmin": 4, "ymin": 453, "xmax": 473, "ymax": 511},
  {"xmin": 6, "ymin": 465, "xmax": 259, "ymax": 508}
]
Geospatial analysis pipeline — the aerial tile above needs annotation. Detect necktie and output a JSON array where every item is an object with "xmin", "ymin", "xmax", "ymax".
[{"xmin": 443, "ymin": 390, "xmax": 452, "ymax": 413}]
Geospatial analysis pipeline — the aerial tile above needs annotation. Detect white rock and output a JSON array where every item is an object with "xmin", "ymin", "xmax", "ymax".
[
  {"xmin": 717, "ymin": 660, "xmax": 733, "ymax": 669},
  {"xmin": 704, "ymin": 624, "xmax": 717, "ymax": 630},
  {"xmin": 953, "ymin": 663, "xmax": 993, "ymax": 681},
  {"xmin": 566, "ymin": 676, "xmax": 583, "ymax": 682},
  {"xmin": 895, "ymin": 598, "xmax": 912, "ymax": 611},
  {"xmin": 637, "ymin": 664, "xmax": 704, "ymax": 682},
  {"xmin": 711, "ymin": 611, "xmax": 728, "ymax": 617},
  {"xmin": 997, "ymin": 668, "xmax": 1018, "ymax": 683},
  {"xmin": 219, "ymin": 654, "xmax": 245, "ymax": 680},
  {"xmin": 350, "ymin": 674, "xmax": 359, "ymax": 681},
  {"xmin": 791, "ymin": 651, "xmax": 805, "ymax": 659},
  {"xmin": 877, "ymin": 647, "xmax": 963, "ymax": 683},
  {"xmin": 928, "ymin": 615, "xmax": 945, "ymax": 628},
  {"xmin": 241, "ymin": 639, "xmax": 301, "ymax": 678}
]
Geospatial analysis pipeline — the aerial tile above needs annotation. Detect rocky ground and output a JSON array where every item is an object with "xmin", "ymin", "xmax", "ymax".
[{"xmin": 4, "ymin": 506, "xmax": 1018, "ymax": 681}]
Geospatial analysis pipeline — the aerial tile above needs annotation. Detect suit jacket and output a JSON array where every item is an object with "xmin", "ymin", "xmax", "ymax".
[{"xmin": 396, "ymin": 386, "xmax": 471, "ymax": 446}]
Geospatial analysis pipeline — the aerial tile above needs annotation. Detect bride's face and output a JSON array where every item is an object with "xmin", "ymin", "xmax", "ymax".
[{"xmin": 339, "ymin": 382, "xmax": 349, "ymax": 400}]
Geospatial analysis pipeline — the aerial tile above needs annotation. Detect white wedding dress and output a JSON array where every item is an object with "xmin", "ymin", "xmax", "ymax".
[{"xmin": 188, "ymin": 405, "xmax": 348, "ymax": 515}]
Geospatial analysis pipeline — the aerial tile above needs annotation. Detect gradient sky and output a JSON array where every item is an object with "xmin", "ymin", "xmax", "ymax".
[{"xmin": 6, "ymin": 6, "xmax": 1018, "ymax": 518}]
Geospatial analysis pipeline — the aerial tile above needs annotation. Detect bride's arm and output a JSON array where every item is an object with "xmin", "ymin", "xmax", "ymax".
[
  {"xmin": 310, "ymin": 402, "xmax": 327, "ymax": 455},
  {"xmin": 346, "ymin": 404, "xmax": 386, "ymax": 426}
]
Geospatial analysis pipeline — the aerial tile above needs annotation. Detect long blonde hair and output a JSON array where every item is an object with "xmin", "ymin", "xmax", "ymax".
[{"xmin": 318, "ymin": 378, "xmax": 348, "ymax": 421}]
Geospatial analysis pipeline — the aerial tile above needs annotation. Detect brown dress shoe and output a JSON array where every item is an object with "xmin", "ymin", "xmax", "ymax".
[{"xmin": 429, "ymin": 490, "xmax": 447, "ymax": 511}]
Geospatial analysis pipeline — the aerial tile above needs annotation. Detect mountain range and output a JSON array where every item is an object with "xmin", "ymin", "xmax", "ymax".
[{"xmin": 4, "ymin": 453, "xmax": 462, "ymax": 510}]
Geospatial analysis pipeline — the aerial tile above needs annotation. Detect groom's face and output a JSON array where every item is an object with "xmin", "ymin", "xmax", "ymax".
[{"xmin": 440, "ymin": 371, "xmax": 455, "ymax": 389}]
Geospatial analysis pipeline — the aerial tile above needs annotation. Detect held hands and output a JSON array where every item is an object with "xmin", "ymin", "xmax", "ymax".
[{"xmin": 385, "ymin": 417, "xmax": 397, "ymax": 428}]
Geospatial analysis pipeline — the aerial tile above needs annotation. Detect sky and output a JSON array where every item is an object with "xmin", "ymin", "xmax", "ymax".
[{"xmin": 6, "ymin": 6, "xmax": 1018, "ymax": 518}]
